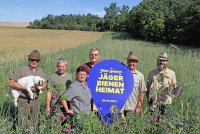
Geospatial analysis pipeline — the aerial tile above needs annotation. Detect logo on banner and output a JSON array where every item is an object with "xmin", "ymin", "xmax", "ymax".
[{"xmin": 87, "ymin": 60, "xmax": 134, "ymax": 125}]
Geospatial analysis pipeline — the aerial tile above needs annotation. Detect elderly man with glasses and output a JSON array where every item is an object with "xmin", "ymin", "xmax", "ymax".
[
  {"xmin": 9, "ymin": 50, "xmax": 47, "ymax": 130},
  {"xmin": 81, "ymin": 48, "xmax": 100, "ymax": 74},
  {"xmin": 81, "ymin": 48, "xmax": 100, "ymax": 113}
]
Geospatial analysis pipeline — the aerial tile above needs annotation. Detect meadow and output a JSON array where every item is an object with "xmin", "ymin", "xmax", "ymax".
[{"xmin": 0, "ymin": 28, "xmax": 200, "ymax": 133}]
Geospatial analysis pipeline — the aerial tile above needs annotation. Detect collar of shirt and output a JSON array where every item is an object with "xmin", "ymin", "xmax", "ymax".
[
  {"xmin": 75, "ymin": 80, "xmax": 88, "ymax": 89},
  {"xmin": 157, "ymin": 67, "xmax": 168, "ymax": 74},
  {"xmin": 86, "ymin": 62, "xmax": 93, "ymax": 68},
  {"xmin": 28, "ymin": 65, "xmax": 38, "ymax": 71},
  {"xmin": 132, "ymin": 69, "xmax": 139, "ymax": 75}
]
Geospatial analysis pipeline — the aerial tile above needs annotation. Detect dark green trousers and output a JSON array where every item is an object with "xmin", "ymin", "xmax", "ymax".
[{"xmin": 17, "ymin": 97, "xmax": 40, "ymax": 128}]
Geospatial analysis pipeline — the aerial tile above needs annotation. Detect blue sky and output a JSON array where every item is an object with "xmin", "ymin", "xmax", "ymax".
[{"xmin": 0, "ymin": 0, "xmax": 143, "ymax": 22}]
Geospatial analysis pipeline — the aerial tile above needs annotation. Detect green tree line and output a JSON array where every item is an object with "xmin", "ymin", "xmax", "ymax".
[
  {"xmin": 28, "ymin": 0, "xmax": 200, "ymax": 47},
  {"xmin": 29, "ymin": 13, "xmax": 103, "ymax": 31}
]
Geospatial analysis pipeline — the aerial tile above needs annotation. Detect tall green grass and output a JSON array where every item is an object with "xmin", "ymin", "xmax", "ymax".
[{"xmin": 0, "ymin": 32, "xmax": 199, "ymax": 133}]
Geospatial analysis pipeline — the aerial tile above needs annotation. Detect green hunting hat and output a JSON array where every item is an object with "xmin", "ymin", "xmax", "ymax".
[
  {"xmin": 125, "ymin": 52, "xmax": 140, "ymax": 61},
  {"xmin": 28, "ymin": 50, "xmax": 41, "ymax": 60},
  {"xmin": 157, "ymin": 52, "xmax": 168, "ymax": 60}
]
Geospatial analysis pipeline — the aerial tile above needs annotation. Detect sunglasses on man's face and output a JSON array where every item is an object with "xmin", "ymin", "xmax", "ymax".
[
  {"xmin": 128, "ymin": 59, "xmax": 138, "ymax": 63},
  {"xmin": 158, "ymin": 59, "xmax": 168, "ymax": 62},
  {"xmin": 29, "ymin": 59, "xmax": 40, "ymax": 62}
]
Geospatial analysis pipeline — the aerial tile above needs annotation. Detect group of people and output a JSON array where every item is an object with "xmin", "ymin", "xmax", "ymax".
[{"xmin": 8, "ymin": 48, "xmax": 177, "ymax": 130}]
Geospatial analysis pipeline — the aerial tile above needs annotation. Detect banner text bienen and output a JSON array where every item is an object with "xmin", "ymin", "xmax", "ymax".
[{"xmin": 96, "ymin": 69, "xmax": 125, "ymax": 94}]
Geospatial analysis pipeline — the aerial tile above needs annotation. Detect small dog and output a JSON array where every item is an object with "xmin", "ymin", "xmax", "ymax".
[{"xmin": 10, "ymin": 75, "xmax": 45, "ymax": 107}]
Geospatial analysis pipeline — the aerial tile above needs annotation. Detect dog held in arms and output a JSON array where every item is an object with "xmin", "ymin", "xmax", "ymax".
[{"xmin": 10, "ymin": 75, "xmax": 45, "ymax": 107}]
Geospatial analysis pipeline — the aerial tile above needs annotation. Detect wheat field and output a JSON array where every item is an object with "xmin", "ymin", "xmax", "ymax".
[
  {"xmin": 0, "ymin": 22, "xmax": 30, "ymax": 27},
  {"xmin": 0, "ymin": 26, "xmax": 102, "ymax": 62}
]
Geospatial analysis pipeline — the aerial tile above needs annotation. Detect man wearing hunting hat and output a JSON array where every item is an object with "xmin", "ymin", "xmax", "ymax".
[
  {"xmin": 123, "ymin": 52, "xmax": 147, "ymax": 116},
  {"xmin": 9, "ymin": 50, "xmax": 47, "ymax": 130},
  {"xmin": 146, "ymin": 52, "xmax": 177, "ymax": 121}
]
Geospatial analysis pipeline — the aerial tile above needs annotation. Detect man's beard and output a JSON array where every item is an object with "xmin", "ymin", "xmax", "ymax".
[{"xmin": 157, "ymin": 63, "xmax": 166, "ymax": 71}]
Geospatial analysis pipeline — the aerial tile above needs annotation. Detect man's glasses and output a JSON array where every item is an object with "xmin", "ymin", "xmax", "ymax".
[
  {"xmin": 29, "ymin": 59, "xmax": 40, "ymax": 62},
  {"xmin": 158, "ymin": 59, "xmax": 168, "ymax": 62},
  {"xmin": 90, "ymin": 54, "xmax": 98, "ymax": 56},
  {"xmin": 128, "ymin": 59, "xmax": 138, "ymax": 63}
]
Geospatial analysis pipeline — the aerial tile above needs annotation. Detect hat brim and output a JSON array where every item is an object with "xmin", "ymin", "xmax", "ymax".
[
  {"xmin": 158, "ymin": 57, "xmax": 168, "ymax": 60},
  {"xmin": 29, "ymin": 58, "xmax": 40, "ymax": 60},
  {"xmin": 125, "ymin": 58, "xmax": 140, "ymax": 61},
  {"xmin": 28, "ymin": 56, "xmax": 40, "ymax": 60}
]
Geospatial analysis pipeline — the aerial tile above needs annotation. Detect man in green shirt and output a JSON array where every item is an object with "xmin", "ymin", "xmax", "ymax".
[
  {"xmin": 9, "ymin": 50, "xmax": 47, "ymax": 128},
  {"xmin": 46, "ymin": 58, "xmax": 73, "ymax": 115}
]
